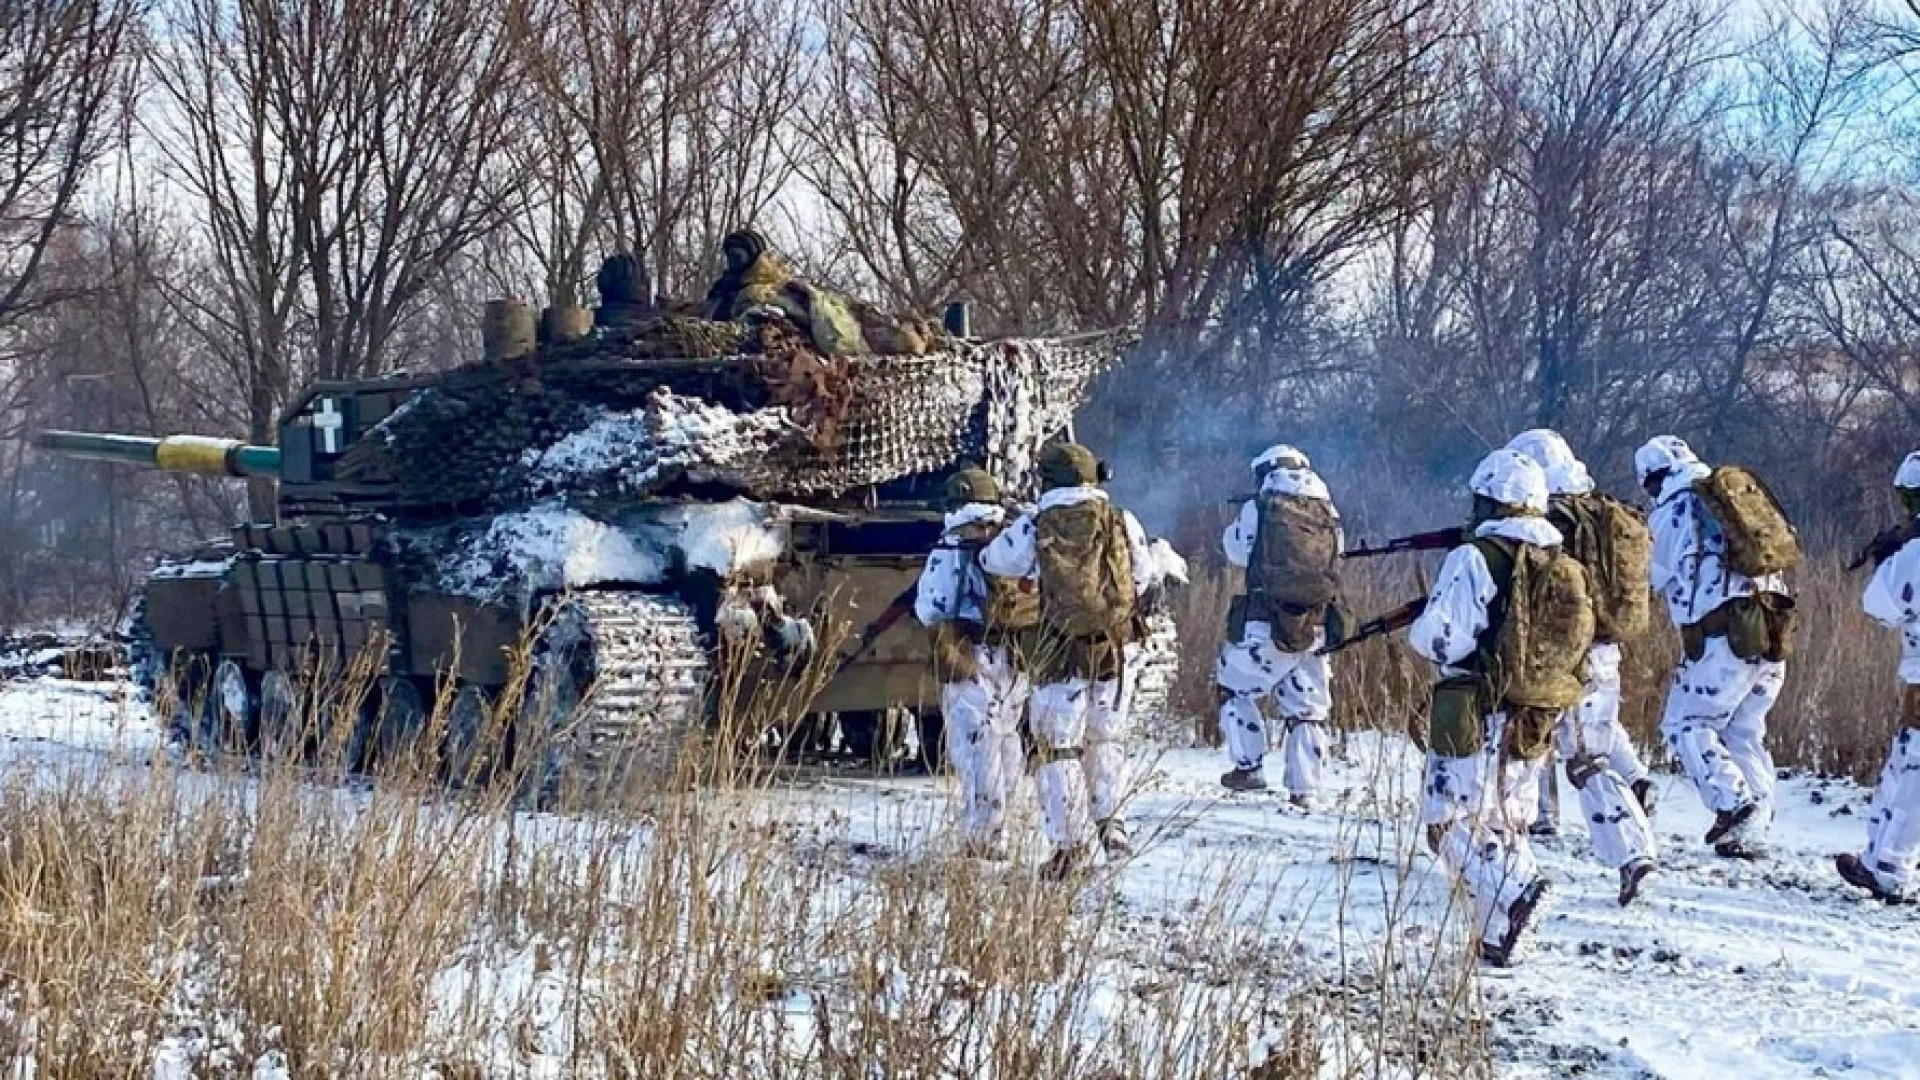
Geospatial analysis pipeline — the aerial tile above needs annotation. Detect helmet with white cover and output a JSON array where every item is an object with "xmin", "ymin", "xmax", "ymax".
[
  {"xmin": 1470, "ymin": 448, "xmax": 1550, "ymax": 515},
  {"xmin": 1251, "ymin": 444, "xmax": 1311, "ymax": 475},
  {"xmin": 1506, "ymin": 429, "xmax": 1594, "ymax": 496},
  {"xmin": 1633, "ymin": 435, "xmax": 1700, "ymax": 486}
]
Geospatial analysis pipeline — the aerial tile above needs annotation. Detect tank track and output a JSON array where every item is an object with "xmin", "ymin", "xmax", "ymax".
[
  {"xmin": 1128, "ymin": 612, "xmax": 1182, "ymax": 736},
  {"xmin": 530, "ymin": 591, "xmax": 710, "ymax": 806}
]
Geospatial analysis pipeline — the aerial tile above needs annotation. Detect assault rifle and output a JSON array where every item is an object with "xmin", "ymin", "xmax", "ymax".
[
  {"xmin": 834, "ymin": 582, "xmax": 920, "ymax": 677},
  {"xmin": 1340, "ymin": 525, "xmax": 1468, "ymax": 560},
  {"xmin": 1317, "ymin": 595, "xmax": 1429, "ymax": 656},
  {"xmin": 1849, "ymin": 522, "xmax": 1919, "ymax": 572}
]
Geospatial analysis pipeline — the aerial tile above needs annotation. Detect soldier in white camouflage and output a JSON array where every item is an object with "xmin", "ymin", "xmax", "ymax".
[
  {"xmin": 1216, "ymin": 444, "xmax": 1340, "ymax": 808},
  {"xmin": 1838, "ymin": 451, "xmax": 1920, "ymax": 902},
  {"xmin": 981, "ymin": 443, "xmax": 1159, "ymax": 880},
  {"xmin": 915, "ymin": 468, "xmax": 1030, "ymax": 858}
]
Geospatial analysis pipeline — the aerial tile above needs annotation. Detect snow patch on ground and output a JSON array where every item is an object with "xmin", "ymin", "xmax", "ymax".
[
  {"xmin": 0, "ymin": 677, "xmax": 155, "ymax": 751},
  {"xmin": 3, "ymin": 676, "xmax": 1917, "ymax": 1078}
]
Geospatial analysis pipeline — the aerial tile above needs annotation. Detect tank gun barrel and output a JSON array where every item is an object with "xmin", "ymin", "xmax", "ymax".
[{"xmin": 36, "ymin": 430, "xmax": 281, "ymax": 478}]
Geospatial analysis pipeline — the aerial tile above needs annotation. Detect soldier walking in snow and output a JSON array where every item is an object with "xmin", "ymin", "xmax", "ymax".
[
  {"xmin": 1636, "ymin": 436, "xmax": 1798, "ymax": 859},
  {"xmin": 1216, "ymin": 444, "xmax": 1341, "ymax": 808},
  {"xmin": 1837, "ymin": 451, "xmax": 1920, "ymax": 902},
  {"xmin": 1412, "ymin": 449, "xmax": 1594, "ymax": 966},
  {"xmin": 981, "ymin": 443, "xmax": 1159, "ymax": 879},
  {"xmin": 1506, "ymin": 430, "xmax": 1659, "ymax": 905},
  {"xmin": 914, "ymin": 468, "xmax": 1034, "ymax": 859}
]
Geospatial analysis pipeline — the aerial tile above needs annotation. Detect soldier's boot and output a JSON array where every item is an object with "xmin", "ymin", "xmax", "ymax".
[
  {"xmin": 1712, "ymin": 839, "xmax": 1769, "ymax": 861},
  {"xmin": 1220, "ymin": 767, "xmax": 1268, "ymax": 793},
  {"xmin": 1703, "ymin": 801, "xmax": 1759, "ymax": 846},
  {"xmin": 1618, "ymin": 858, "xmax": 1657, "ymax": 908},
  {"xmin": 1836, "ymin": 853, "xmax": 1906, "ymax": 903},
  {"xmin": 1288, "ymin": 792, "xmax": 1318, "ymax": 812},
  {"xmin": 1529, "ymin": 818, "xmax": 1560, "ymax": 840},
  {"xmin": 1096, "ymin": 818, "xmax": 1133, "ymax": 858},
  {"xmin": 1040, "ymin": 842, "xmax": 1094, "ymax": 882},
  {"xmin": 1481, "ymin": 879, "xmax": 1550, "ymax": 968},
  {"xmin": 1631, "ymin": 778, "xmax": 1659, "ymax": 820}
]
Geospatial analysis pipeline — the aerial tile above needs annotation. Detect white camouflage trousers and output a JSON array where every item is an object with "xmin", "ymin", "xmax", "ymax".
[
  {"xmin": 1660, "ymin": 635, "xmax": 1785, "ymax": 834},
  {"xmin": 1558, "ymin": 644, "xmax": 1656, "ymax": 869},
  {"xmin": 1864, "ymin": 724, "xmax": 1920, "ymax": 898},
  {"xmin": 1216, "ymin": 622, "xmax": 1332, "ymax": 796},
  {"xmin": 1032, "ymin": 677, "xmax": 1127, "ymax": 850},
  {"xmin": 1421, "ymin": 713, "xmax": 1545, "ymax": 947},
  {"xmin": 941, "ymin": 644, "xmax": 1030, "ymax": 849}
]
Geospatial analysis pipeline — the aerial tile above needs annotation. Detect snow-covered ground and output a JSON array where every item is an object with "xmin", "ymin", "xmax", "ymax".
[{"xmin": 2, "ymin": 676, "xmax": 1915, "ymax": 1079}]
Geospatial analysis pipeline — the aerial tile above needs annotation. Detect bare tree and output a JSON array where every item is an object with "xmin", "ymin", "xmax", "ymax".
[
  {"xmin": 0, "ymin": 0, "xmax": 143, "ymax": 332},
  {"xmin": 509, "ymin": 0, "xmax": 809, "ymax": 303}
]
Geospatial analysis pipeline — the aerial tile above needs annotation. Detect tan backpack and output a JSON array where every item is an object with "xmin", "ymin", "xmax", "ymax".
[
  {"xmin": 1035, "ymin": 500, "xmax": 1136, "ymax": 639},
  {"xmin": 1474, "ymin": 538, "xmax": 1595, "ymax": 713},
  {"xmin": 1693, "ymin": 466, "xmax": 1801, "ymax": 578},
  {"xmin": 1554, "ymin": 493, "xmax": 1651, "ymax": 643},
  {"xmin": 1248, "ymin": 494, "xmax": 1340, "ymax": 609}
]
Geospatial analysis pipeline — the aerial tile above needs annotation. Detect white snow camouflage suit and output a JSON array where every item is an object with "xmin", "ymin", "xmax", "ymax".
[
  {"xmin": 1410, "ymin": 451, "xmax": 1561, "ymax": 952},
  {"xmin": 914, "ymin": 502, "xmax": 1030, "ymax": 853},
  {"xmin": 1218, "ymin": 459, "xmax": 1337, "ymax": 799},
  {"xmin": 1506, "ymin": 429, "xmax": 1656, "ymax": 871},
  {"xmin": 980, "ymin": 486, "xmax": 1159, "ymax": 855},
  {"xmin": 1856, "ymin": 451, "xmax": 1920, "ymax": 898},
  {"xmin": 1638, "ymin": 437, "xmax": 1788, "ymax": 843}
]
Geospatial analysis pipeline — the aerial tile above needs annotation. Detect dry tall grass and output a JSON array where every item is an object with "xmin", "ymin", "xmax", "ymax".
[{"xmin": 0, "ymin": 596, "xmax": 1502, "ymax": 1079}]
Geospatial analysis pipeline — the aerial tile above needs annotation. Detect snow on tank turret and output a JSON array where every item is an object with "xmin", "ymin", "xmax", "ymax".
[{"xmin": 37, "ymin": 239, "xmax": 1173, "ymax": 803}]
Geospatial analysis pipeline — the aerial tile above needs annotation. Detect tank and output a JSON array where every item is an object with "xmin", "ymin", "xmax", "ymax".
[{"xmin": 37, "ymin": 274, "xmax": 1177, "ymax": 801}]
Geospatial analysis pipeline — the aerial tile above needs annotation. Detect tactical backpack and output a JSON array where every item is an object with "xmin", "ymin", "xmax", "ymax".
[
  {"xmin": 1035, "ymin": 500, "xmax": 1136, "ymax": 639},
  {"xmin": 1473, "ymin": 538, "xmax": 1595, "ymax": 758},
  {"xmin": 949, "ymin": 521, "xmax": 1040, "ymax": 635},
  {"xmin": 1694, "ymin": 466, "xmax": 1801, "ymax": 578},
  {"xmin": 1553, "ymin": 493, "xmax": 1651, "ymax": 643},
  {"xmin": 1247, "ymin": 494, "xmax": 1340, "ymax": 650}
]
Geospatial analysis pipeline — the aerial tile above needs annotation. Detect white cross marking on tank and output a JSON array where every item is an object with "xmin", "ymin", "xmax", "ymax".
[{"xmin": 315, "ymin": 398, "xmax": 344, "ymax": 454}]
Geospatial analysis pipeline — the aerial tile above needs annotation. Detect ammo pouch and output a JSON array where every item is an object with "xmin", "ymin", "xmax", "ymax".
[
  {"xmin": 1428, "ymin": 675, "xmax": 1488, "ymax": 759},
  {"xmin": 1682, "ymin": 594, "xmax": 1796, "ymax": 663},
  {"xmin": 931, "ymin": 621, "xmax": 982, "ymax": 682},
  {"xmin": 1249, "ymin": 592, "xmax": 1324, "ymax": 653},
  {"xmin": 1501, "ymin": 706, "xmax": 1560, "ymax": 762}
]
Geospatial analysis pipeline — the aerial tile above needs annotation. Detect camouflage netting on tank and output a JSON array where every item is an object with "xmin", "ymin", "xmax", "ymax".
[{"xmin": 337, "ymin": 327, "xmax": 1126, "ymax": 511}]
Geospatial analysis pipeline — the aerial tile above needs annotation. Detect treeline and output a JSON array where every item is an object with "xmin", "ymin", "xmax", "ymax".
[{"xmin": 2, "ymin": 0, "xmax": 1918, "ymax": 623}]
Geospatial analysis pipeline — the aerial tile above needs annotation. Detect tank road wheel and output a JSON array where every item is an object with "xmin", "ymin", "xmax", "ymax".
[
  {"xmin": 442, "ymin": 685, "xmax": 500, "ymax": 787},
  {"xmin": 364, "ymin": 676, "xmax": 427, "ymax": 773},
  {"xmin": 258, "ymin": 670, "xmax": 299, "ymax": 759},
  {"xmin": 210, "ymin": 659, "xmax": 258, "ymax": 753},
  {"xmin": 520, "ymin": 592, "xmax": 710, "ymax": 810},
  {"xmin": 166, "ymin": 652, "xmax": 218, "ymax": 754}
]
